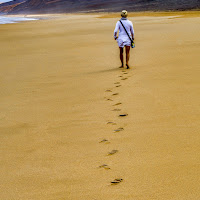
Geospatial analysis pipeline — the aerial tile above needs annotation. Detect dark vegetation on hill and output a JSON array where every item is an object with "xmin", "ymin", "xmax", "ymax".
[{"xmin": 0, "ymin": 0, "xmax": 200, "ymax": 14}]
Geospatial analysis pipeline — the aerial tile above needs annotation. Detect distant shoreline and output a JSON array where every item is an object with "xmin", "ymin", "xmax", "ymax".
[
  {"xmin": 2, "ymin": 10, "xmax": 200, "ymax": 18},
  {"xmin": 1, "ymin": 10, "xmax": 200, "ymax": 24},
  {"xmin": 0, "ymin": 15, "xmax": 39, "ymax": 24}
]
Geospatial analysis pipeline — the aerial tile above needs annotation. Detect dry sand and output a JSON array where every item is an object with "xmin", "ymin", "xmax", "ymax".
[{"xmin": 0, "ymin": 12, "xmax": 200, "ymax": 199}]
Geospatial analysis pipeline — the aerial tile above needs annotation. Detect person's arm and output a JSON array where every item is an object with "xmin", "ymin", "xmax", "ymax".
[
  {"xmin": 130, "ymin": 22, "xmax": 134, "ymax": 40},
  {"xmin": 114, "ymin": 21, "xmax": 119, "ymax": 40}
]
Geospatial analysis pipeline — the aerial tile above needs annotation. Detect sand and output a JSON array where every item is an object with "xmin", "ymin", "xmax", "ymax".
[{"xmin": 0, "ymin": 12, "xmax": 200, "ymax": 199}]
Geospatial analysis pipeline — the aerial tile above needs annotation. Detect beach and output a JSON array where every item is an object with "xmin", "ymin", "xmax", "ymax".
[{"xmin": 0, "ymin": 12, "xmax": 200, "ymax": 199}]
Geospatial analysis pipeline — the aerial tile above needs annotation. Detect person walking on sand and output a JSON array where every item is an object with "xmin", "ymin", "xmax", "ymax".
[{"xmin": 114, "ymin": 10, "xmax": 134, "ymax": 69}]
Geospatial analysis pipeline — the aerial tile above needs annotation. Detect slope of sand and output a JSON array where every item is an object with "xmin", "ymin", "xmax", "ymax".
[{"xmin": 0, "ymin": 12, "xmax": 200, "ymax": 199}]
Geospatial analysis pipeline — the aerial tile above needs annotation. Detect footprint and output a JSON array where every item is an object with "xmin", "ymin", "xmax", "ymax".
[
  {"xmin": 112, "ymin": 109, "xmax": 121, "ymax": 112},
  {"xmin": 121, "ymin": 78, "xmax": 128, "ymax": 80},
  {"xmin": 106, "ymin": 98, "xmax": 113, "ymax": 101},
  {"xmin": 119, "ymin": 76, "xmax": 123, "ymax": 78},
  {"xmin": 123, "ymin": 73, "xmax": 128, "ymax": 74},
  {"xmin": 114, "ymin": 82, "xmax": 120, "ymax": 84},
  {"xmin": 107, "ymin": 122, "xmax": 117, "ymax": 125},
  {"xmin": 108, "ymin": 150, "xmax": 118, "ymax": 156},
  {"xmin": 112, "ymin": 93, "xmax": 119, "ymax": 96},
  {"xmin": 105, "ymin": 90, "xmax": 112, "ymax": 92},
  {"xmin": 99, "ymin": 164, "xmax": 111, "ymax": 170},
  {"xmin": 114, "ymin": 127, "xmax": 124, "ymax": 132},
  {"xmin": 107, "ymin": 122, "xmax": 115, "ymax": 124},
  {"xmin": 116, "ymin": 85, "xmax": 121, "ymax": 88},
  {"xmin": 113, "ymin": 103, "xmax": 122, "ymax": 106},
  {"xmin": 111, "ymin": 178, "xmax": 123, "ymax": 184},
  {"xmin": 119, "ymin": 114, "xmax": 128, "ymax": 117},
  {"xmin": 99, "ymin": 139, "xmax": 110, "ymax": 144}
]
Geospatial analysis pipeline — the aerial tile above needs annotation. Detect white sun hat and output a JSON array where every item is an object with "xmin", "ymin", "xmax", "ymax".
[{"xmin": 121, "ymin": 10, "xmax": 128, "ymax": 18}]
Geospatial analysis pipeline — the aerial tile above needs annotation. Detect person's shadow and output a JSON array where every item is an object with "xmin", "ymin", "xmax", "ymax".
[{"xmin": 87, "ymin": 67, "xmax": 121, "ymax": 74}]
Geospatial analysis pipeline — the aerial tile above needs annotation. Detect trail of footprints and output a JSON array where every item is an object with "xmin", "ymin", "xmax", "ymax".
[{"xmin": 99, "ymin": 69, "xmax": 130, "ymax": 185}]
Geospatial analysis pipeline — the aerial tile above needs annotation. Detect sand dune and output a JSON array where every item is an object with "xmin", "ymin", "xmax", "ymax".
[{"xmin": 0, "ymin": 12, "xmax": 200, "ymax": 199}]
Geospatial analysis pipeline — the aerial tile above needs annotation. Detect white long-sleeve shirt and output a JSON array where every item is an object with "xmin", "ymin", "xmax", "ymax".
[{"xmin": 114, "ymin": 18, "xmax": 134, "ymax": 41}]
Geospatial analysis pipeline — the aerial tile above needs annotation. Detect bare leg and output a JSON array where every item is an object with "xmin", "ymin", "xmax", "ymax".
[
  {"xmin": 125, "ymin": 46, "xmax": 130, "ymax": 68},
  {"xmin": 119, "ymin": 47, "xmax": 124, "ymax": 68}
]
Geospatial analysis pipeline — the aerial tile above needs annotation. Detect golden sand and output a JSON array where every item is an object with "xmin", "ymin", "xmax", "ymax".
[
  {"xmin": 100, "ymin": 10, "xmax": 200, "ymax": 18},
  {"xmin": 0, "ymin": 12, "xmax": 200, "ymax": 199}
]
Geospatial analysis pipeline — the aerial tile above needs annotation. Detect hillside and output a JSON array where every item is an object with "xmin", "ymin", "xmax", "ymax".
[
  {"xmin": 0, "ymin": 0, "xmax": 25, "ymax": 13},
  {"xmin": 0, "ymin": 0, "xmax": 200, "ymax": 14}
]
